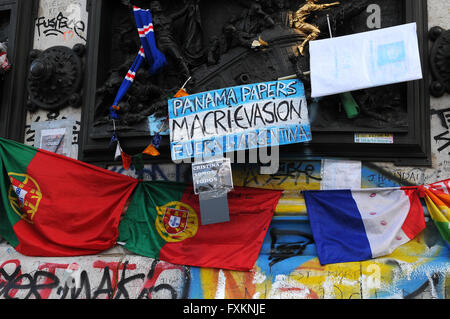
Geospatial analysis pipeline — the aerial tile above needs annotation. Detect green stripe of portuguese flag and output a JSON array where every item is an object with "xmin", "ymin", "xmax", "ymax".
[{"xmin": 0, "ymin": 139, "xmax": 36, "ymax": 248}]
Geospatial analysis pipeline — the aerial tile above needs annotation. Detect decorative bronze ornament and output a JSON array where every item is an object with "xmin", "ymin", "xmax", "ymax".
[
  {"xmin": 26, "ymin": 44, "xmax": 85, "ymax": 112},
  {"xmin": 429, "ymin": 26, "xmax": 450, "ymax": 97},
  {"xmin": 292, "ymin": 0, "xmax": 340, "ymax": 55}
]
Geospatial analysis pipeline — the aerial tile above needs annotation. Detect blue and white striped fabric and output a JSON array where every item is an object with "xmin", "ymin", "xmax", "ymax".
[{"xmin": 110, "ymin": 6, "xmax": 166, "ymax": 119}]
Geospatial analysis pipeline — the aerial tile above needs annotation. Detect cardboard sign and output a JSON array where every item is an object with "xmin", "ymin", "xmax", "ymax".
[
  {"xmin": 40, "ymin": 128, "xmax": 66, "ymax": 155},
  {"xmin": 168, "ymin": 79, "xmax": 311, "ymax": 161}
]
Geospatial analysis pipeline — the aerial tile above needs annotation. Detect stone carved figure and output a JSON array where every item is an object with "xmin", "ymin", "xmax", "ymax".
[
  {"xmin": 207, "ymin": 35, "xmax": 221, "ymax": 66},
  {"xmin": 222, "ymin": 16, "xmax": 257, "ymax": 51},
  {"xmin": 292, "ymin": 0, "xmax": 340, "ymax": 55},
  {"xmin": 95, "ymin": 0, "xmax": 209, "ymax": 128}
]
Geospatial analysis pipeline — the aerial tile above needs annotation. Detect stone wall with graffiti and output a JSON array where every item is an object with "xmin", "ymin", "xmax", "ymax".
[
  {"xmin": 0, "ymin": 157, "xmax": 448, "ymax": 299},
  {"xmin": 2, "ymin": 0, "xmax": 448, "ymax": 299},
  {"xmin": 0, "ymin": 247, "xmax": 190, "ymax": 299},
  {"xmin": 0, "ymin": 204, "xmax": 448, "ymax": 299}
]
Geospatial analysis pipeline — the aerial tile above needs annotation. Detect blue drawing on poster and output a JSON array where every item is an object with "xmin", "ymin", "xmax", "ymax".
[{"xmin": 377, "ymin": 41, "xmax": 406, "ymax": 66}]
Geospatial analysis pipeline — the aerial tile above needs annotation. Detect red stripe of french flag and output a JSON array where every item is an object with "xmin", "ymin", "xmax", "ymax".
[{"xmin": 401, "ymin": 187, "xmax": 426, "ymax": 240}]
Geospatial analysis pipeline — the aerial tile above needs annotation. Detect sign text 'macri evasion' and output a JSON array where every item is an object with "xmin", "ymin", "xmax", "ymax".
[{"xmin": 168, "ymin": 80, "xmax": 311, "ymax": 160}]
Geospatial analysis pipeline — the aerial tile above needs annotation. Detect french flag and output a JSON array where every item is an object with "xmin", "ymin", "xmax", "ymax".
[{"xmin": 303, "ymin": 187, "xmax": 426, "ymax": 265}]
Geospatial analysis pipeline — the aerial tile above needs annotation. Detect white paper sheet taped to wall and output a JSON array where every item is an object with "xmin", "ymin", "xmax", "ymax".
[{"xmin": 309, "ymin": 23, "xmax": 423, "ymax": 98}]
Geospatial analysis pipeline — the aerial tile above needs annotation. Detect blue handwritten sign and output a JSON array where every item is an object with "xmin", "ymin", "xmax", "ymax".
[{"xmin": 168, "ymin": 79, "xmax": 311, "ymax": 161}]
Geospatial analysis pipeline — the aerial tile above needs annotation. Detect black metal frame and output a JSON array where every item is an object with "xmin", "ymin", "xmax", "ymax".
[
  {"xmin": 79, "ymin": 0, "xmax": 431, "ymax": 167},
  {"xmin": 0, "ymin": 0, "xmax": 38, "ymax": 142}
]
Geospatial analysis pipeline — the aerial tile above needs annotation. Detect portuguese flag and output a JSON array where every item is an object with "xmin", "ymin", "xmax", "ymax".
[
  {"xmin": 0, "ymin": 138, "xmax": 138, "ymax": 256},
  {"xmin": 118, "ymin": 181, "xmax": 282, "ymax": 271},
  {"xmin": 422, "ymin": 185, "xmax": 450, "ymax": 249}
]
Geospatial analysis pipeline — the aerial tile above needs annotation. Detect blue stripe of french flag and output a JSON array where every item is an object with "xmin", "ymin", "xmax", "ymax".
[{"xmin": 303, "ymin": 187, "xmax": 426, "ymax": 265}]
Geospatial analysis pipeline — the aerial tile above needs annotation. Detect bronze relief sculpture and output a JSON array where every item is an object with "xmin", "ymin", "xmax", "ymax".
[{"xmin": 292, "ymin": 0, "xmax": 340, "ymax": 55}]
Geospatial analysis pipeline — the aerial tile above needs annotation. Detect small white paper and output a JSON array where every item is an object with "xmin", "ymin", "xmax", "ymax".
[
  {"xmin": 310, "ymin": 23, "xmax": 423, "ymax": 98},
  {"xmin": 321, "ymin": 159, "xmax": 362, "ymax": 190}
]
